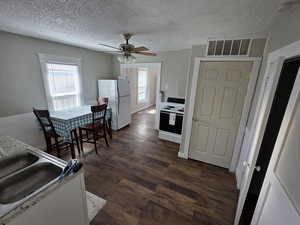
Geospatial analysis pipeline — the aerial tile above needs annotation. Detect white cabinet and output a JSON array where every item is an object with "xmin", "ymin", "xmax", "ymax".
[{"xmin": 8, "ymin": 173, "xmax": 88, "ymax": 225}]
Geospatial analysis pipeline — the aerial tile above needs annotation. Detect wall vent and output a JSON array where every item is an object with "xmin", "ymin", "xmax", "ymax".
[{"xmin": 207, "ymin": 39, "xmax": 252, "ymax": 56}]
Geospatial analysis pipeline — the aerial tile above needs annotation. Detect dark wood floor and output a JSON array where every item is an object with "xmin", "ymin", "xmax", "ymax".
[{"xmin": 63, "ymin": 107, "xmax": 238, "ymax": 225}]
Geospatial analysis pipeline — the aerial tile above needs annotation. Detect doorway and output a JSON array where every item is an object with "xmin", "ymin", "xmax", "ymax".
[
  {"xmin": 239, "ymin": 57, "xmax": 300, "ymax": 225},
  {"xmin": 120, "ymin": 63, "xmax": 162, "ymax": 129}
]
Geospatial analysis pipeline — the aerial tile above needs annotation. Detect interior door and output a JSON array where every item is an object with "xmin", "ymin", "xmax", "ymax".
[
  {"xmin": 250, "ymin": 64, "xmax": 300, "ymax": 225},
  {"xmin": 234, "ymin": 58, "xmax": 284, "ymax": 225},
  {"xmin": 189, "ymin": 61, "xmax": 253, "ymax": 168}
]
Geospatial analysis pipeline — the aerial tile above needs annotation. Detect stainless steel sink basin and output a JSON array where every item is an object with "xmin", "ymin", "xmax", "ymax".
[
  {"xmin": 0, "ymin": 152, "xmax": 39, "ymax": 179},
  {"xmin": 0, "ymin": 162, "xmax": 62, "ymax": 204}
]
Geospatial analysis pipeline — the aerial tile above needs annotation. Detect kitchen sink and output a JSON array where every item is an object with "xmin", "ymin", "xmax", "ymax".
[
  {"xmin": 0, "ymin": 162, "xmax": 62, "ymax": 204},
  {"xmin": 0, "ymin": 152, "xmax": 39, "ymax": 179}
]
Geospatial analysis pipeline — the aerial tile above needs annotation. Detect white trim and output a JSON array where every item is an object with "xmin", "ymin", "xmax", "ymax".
[
  {"xmin": 155, "ymin": 64, "xmax": 162, "ymax": 130},
  {"xmin": 131, "ymin": 104, "xmax": 155, "ymax": 114},
  {"xmin": 38, "ymin": 53, "xmax": 84, "ymax": 111},
  {"xmin": 268, "ymin": 39, "xmax": 300, "ymax": 62},
  {"xmin": 180, "ymin": 56, "xmax": 261, "ymax": 169},
  {"xmin": 178, "ymin": 151, "xmax": 188, "ymax": 159},
  {"xmin": 38, "ymin": 53, "xmax": 81, "ymax": 65},
  {"xmin": 180, "ymin": 57, "xmax": 201, "ymax": 161},
  {"xmin": 229, "ymin": 58, "xmax": 261, "ymax": 171}
]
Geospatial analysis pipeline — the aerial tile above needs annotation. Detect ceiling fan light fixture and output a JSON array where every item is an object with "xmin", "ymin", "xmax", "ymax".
[{"xmin": 117, "ymin": 54, "xmax": 136, "ymax": 64}]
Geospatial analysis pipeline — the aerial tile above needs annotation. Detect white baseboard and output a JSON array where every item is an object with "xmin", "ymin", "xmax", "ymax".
[
  {"xmin": 178, "ymin": 151, "xmax": 188, "ymax": 159},
  {"xmin": 131, "ymin": 104, "xmax": 155, "ymax": 114}
]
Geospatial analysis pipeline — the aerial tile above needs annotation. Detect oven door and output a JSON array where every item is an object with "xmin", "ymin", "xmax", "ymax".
[{"xmin": 159, "ymin": 110, "xmax": 183, "ymax": 134}]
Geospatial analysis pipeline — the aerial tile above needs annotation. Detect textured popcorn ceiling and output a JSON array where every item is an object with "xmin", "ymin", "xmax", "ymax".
[{"xmin": 0, "ymin": 0, "xmax": 282, "ymax": 52}]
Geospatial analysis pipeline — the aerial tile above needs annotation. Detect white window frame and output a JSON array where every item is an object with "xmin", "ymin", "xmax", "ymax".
[
  {"xmin": 137, "ymin": 68, "xmax": 149, "ymax": 103},
  {"xmin": 38, "ymin": 54, "xmax": 84, "ymax": 111}
]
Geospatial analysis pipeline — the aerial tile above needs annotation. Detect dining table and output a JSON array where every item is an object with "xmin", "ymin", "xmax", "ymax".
[{"xmin": 50, "ymin": 105, "xmax": 112, "ymax": 152}]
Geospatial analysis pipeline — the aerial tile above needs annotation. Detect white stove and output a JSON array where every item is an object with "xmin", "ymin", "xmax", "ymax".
[
  {"xmin": 159, "ymin": 98, "xmax": 185, "ymax": 144},
  {"xmin": 160, "ymin": 102, "xmax": 185, "ymax": 114}
]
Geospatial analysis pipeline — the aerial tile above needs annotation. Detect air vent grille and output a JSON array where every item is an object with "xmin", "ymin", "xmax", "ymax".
[{"xmin": 207, "ymin": 39, "xmax": 251, "ymax": 56}]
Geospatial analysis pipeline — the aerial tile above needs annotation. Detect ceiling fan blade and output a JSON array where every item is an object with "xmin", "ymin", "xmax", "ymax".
[
  {"xmin": 98, "ymin": 44, "xmax": 121, "ymax": 50},
  {"xmin": 133, "ymin": 46, "xmax": 149, "ymax": 52},
  {"xmin": 101, "ymin": 50, "xmax": 122, "ymax": 53},
  {"xmin": 102, "ymin": 51, "xmax": 123, "ymax": 54},
  {"xmin": 133, "ymin": 52, "xmax": 157, "ymax": 56}
]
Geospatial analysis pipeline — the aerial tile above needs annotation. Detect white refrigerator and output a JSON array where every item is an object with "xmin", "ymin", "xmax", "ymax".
[{"xmin": 98, "ymin": 79, "xmax": 131, "ymax": 130}]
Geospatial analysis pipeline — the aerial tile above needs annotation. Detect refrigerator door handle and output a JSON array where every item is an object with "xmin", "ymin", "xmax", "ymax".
[
  {"xmin": 118, "ymin": 97, "xmax": 120, "ymax": 114},
  {"xmin": 117, "ymin": 81, "xmax": 120, "ymax": 114}
]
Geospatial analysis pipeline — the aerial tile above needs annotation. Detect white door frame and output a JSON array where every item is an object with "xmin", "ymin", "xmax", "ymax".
[
  {"xmin": 120, "ymin": 62, "xmax": 162, "ymax": 130},
  {"xmin": 234, "ymin": 40, "xmax": 300, "ymax": 225},
  {"xmin": 180, "ymin": 57, "xmax": 261, "ymax": 170},
  {"xmin": 234, "ymin": 57, "xmax": 285, "ymax": 225},
  {"xmin": 248, "ymin": 40, "xmax": 300, "ymax": 225}
]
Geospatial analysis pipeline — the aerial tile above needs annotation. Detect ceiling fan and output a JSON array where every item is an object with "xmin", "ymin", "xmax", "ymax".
[{"xmin": 99, "ymin": 33, "xmax": 156, "ymax": 63}]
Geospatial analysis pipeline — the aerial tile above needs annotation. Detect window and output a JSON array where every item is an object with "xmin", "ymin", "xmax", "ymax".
[
  {"xmin": 39, "ymin": 54, "xmax": 83, "ymax": 111},
  {"xmin": 137, "ymin": 69, "xmax": 148, "ymax": 102}
]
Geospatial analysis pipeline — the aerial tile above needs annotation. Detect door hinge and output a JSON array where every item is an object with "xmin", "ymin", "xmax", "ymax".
[{"xmin": 264, "ymin": 76, "xmax": 270, "ymax": 87}]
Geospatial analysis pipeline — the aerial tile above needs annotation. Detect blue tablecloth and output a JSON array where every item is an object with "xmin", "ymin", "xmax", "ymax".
[{"xmin": 50, "ymin": 105, "xmax": 112, "ymax": 142}]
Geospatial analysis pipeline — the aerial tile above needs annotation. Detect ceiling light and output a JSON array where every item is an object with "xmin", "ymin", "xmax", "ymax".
[{"xmin": 117, "ymin": 54, "xmax": 136, "ymax": 64}]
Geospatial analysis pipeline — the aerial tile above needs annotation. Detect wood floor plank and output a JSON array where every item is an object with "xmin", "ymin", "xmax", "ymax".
[
  {"xmin": 150, "ymin": 184, "xmax": 197, "ymax": 218},
  {"xmin": 58, "ymin": 107, "xmax": 238, "ymax": 225},
  {"xmin": 102, "ymin": 201, "xmax": 139, "ymax": 225},
  {"xmin": 140, "ymin": 201, "xmax": 195, "ymax": 225}
]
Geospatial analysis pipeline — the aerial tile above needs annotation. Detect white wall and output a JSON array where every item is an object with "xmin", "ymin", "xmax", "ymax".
[
  {"xmin": 0, "ymin": 30, "xmax": 114, "ymax": 147},
  {"xmin": 113, "ymin": 49, "xmax": 191, "ymax": 99},
  {"xmin": 179, "ymin": 45, "xmax": 206, "ymax": 155},
  {"xmin": 0, "ymin": 30, "xmax": 113, "ymax": 117},
  {"xmin": 243, "ymin": 6, "xmax": 300, "ymax": 139},
  {"xmin": 247, "ymin": 7, "xmax": 300, "ymax": 130},
  {"xmin": 0, "ymin": 113, "xmax": 45, "ymax": 148},
  {"xmin": 267, "ymin": 7, "xmax": 300, "ymax": 53}
]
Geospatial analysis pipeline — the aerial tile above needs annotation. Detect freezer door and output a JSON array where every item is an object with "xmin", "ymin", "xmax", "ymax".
[
  {"xmin": 107, "ymin": 100, "xmax": 117, "ymax": 131},
  {"xmin": 117, "ymin": 95, "xmax": 131, "ymax": 129},
  {"xmin": 98, "ymin": 80, "xmax": 117, "ymax": 99},
  {"xmin": 117, "ymin": 79, "xmax": 130, "ymax": 97}
]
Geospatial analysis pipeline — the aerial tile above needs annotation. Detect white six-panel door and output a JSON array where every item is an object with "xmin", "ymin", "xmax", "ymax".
[{"xmin": 189, "ymin": 61, "xmax": 253, "ymax": 168}]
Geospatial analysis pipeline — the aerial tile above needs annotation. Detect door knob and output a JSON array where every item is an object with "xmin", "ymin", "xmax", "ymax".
[
  {"xmin": 254, "ymin": 165, "xmax": 261, "ymax": 172},
  {"xmin": 243, "ymin": 161, "xmax": 261, "ymax": 172}
]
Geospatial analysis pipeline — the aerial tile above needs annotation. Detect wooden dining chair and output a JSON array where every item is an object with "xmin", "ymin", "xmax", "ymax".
[
  {"xmin": 33, "ymin": 108, "xmax": 76, "ymax": 159},
  {"xmin": 79, "ymin": 104, "xmax": 109, "ymax": 154},
  {"xmin": 97, "ymin": 97, "xmax": 112, "ymax": 139}
]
